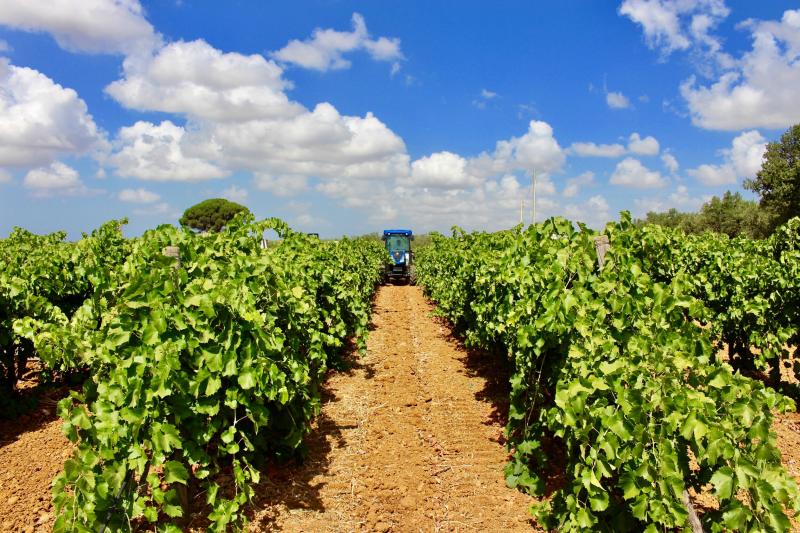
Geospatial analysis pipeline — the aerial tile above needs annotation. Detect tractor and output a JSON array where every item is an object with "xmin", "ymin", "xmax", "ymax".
[{"xmin": 382, "ymin": 229, "xmax": 415, "ymax": 284}]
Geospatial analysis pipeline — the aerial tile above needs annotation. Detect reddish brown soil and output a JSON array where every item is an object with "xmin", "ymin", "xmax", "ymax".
[
  {"xmin": 244, "ymin": 284, "xmax": 538, "ymax": 532},
  {"xmin": 0, "ymin": 377, "xmax": 71, "ymax": 533}
]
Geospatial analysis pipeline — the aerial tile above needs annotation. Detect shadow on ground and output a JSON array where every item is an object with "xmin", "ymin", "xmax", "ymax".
[{"xmin": 249, "ymin": 347, "xmax": 376, "ymax": 530}]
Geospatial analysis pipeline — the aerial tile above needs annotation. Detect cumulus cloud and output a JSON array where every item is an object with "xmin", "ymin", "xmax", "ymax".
[
  {"xmin": 410, "ymin": 151, "xmax": 480, "ymax": 189},
  {"xmin": 568, "ymin": 133, "xmax": 659, "ymax": 158},
  {"xmin": 606, "ymin": 91, "xmax": 631, "ymax": 109},
  {"xmin": 97, "ymin": 30, "xmax": 574, "ymax": 232},
  {"xmin": 221, "ymin": 185, "xmax": 248, "ymax": 203},
  {"xmin": 634, "ymin": 184, "xmax": 708, "ymax": 215},
  {"xmin": 118, "ymin": 187, "xmax": 159, "ymax": 203},
  {"xmin": 569, "ymin": 142, "xmax": 626, "ymax": 158},
  {"xmin": 562, "ymin": 171, "xmax": 595, "ymax": 198},
  {"xmin": 619, "ymin": 0, "xmax": 729, "ymax": 58},
  {"xmin": 105, "ymin": 40, "xmax": 299, "ymax": 122},
  {"xmin": 563, "ymin": 194, "xmax": 612, "ymax": 228},
  {"xmin": 388, "ymin": 174, "xmax": 528, "ymax": 231},
  {"xmin": 627, "ymin": 133, "xmax": 660, "ymax": 155},
  {"xmin": 0, "ymin": 0, "xmax": 160, "ymax": 55},
  {"xmin": 109, "ymin": 121, "xmax": 227, "ymax": 181},
  {"xmin": 254, "ymin": 174, "xmax": 309, "ymax": 197},
  {"xmin": 468, "ymin": 120, "xmax": 565, "ymax": 180},
  {"xmin": 0, "ymin": 59, "xmax": 105, "ymax": 167},
  {"xmin": 133, "ymin": 202, "xmax": 172, "ymax": 216},
  {"xmin": 610, "ymin": 157, "xmax": 667, "ymax": 188},
  {"xmin": 662, "ymin": 152, "xmax": 679, "ymax": 174},
  {"xmin": 23, "ymin": 161, "xmax": 89, "ymax": 196},
  {"xmin": 681, "ymin": 9, "xmax": 800, "ymax": 130},
  {"xmin": 104, "ymin": 39, "xmax": 410, "ymax": 185},
  {"xmin": 271, "ymin": 13, "xmax": 402, "ymax": 71},
  {"xmin": 687, "ymin": 130, "xmax": 766, "ymax": 185}
]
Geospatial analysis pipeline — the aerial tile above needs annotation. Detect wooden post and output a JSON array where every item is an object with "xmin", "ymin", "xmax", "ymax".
[
  {"xmin": 594, "ymin": 235, "xmax": 610, "ymax": 270},
  {"xmin": 162, "ymin": 246, "xmax": 181, "ymax": 267},
  {"xmin": 682, "ymin": 489, "xmax": 704, "ymax": 533}
]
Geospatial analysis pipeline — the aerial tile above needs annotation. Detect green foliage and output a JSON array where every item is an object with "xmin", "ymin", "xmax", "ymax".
[
  {"xmin": 179, "ymin": 198, "xmax": 250, "ymax": 233},
  {"xmin": 11, "ymin": 216, "xmax": 384, "ymax": 531},
  {"xmin": 416, "ymin": 215, "xmax": 799, "ymax": 532},
  {"xmin": 639, "ymin": 191, "xmax": 769, "ymax": 239},
  {"xmin": 632, "ymin": 218, "xmax": 800, "ymax": 392},
  {"xmin": 746, "ymin": 124, "xmax": 800, "ymax": 231},
  {"xmin": 0, "ymin": 221, "xmax": 129, "ymax": 402}
]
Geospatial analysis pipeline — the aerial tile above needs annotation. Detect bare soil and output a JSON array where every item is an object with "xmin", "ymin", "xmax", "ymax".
[
  {"xmin": 0, "ymin": 285, "xmax": 798, "ymax": 532},
  {"xmin": 0, "ymin": 372, "xmax": 72, "ymax": 533},
  {"xmin": 241, "ymin": 284, "xmax": 537, "ymax": 532}
]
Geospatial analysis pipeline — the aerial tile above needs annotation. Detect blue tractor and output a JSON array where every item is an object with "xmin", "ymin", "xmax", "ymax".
[{"xmin": 382, "ymin": 229, "xmax": 415, "ymax": 284}]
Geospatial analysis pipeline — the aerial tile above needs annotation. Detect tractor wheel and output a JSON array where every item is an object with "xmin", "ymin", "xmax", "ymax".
[{"xmin": 409, "ymin": 265, "xmax": 417, "ymax": 286}]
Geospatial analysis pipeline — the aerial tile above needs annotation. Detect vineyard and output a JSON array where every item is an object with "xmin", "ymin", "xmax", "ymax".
[
  {"xmin": 0, "ymin": 214, "xmax": 799, "ymax": 532},
  {"xmin": 1, "ymin": 217, "xmax": 386, "ymax": 531},
  {"xmin": 415, "ymin": 213, "xmax": 800, "ymax": 532}
]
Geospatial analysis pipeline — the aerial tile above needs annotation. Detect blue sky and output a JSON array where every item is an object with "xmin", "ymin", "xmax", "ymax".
[{"xmin": 0, "ymin": 1, "xmax": 798, "ymax": 238}]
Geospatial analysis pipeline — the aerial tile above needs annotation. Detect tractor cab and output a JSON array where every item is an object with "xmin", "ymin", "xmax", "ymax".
[{"xmin": 382, "ymin": 229, "xmax": 415, "ymax": 283}]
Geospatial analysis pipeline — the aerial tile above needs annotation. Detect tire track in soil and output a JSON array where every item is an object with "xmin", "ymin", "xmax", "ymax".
[{"xmin": 248, "ymin": 285, "xmax": 538, "ymax": 532}]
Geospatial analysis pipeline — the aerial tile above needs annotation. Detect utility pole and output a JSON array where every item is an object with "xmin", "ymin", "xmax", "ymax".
[
  {"xmin": 531, "ymin": 168, "xmax": 537, "ymax": 225},
  {"xmin": 519, "ymin": 197, "xmax": 524, "ymax": 225}
]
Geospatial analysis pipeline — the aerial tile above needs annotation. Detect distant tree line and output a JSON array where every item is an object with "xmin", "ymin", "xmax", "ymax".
[{"xmin": 639, "ymin": 123, "xmax": 800, "ymax": 238}]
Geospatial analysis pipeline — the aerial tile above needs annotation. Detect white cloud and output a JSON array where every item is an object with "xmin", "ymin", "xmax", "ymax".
[
  {"xmin": 271, "ymin": 13, "xmax": 402, "ymax": 71},
  {"xmin": 23, "ymin": 161, "xmax": 88, "ymax": 196},
  {"xmin": 662, "ymin": 152, "xmax": 679, "ymax": 174},
  {"xmin": 0, "ymin": 39, "xmax": 11, "ymax": 52},
  {"xmin": 687, "ymin": 130, "xmax": 766, "ymax": 185},
  {"xmin": 634, "ymin": 185, "xmax": 707, "ymax": 215},
  {"xmin": 606, "ymin": 91, "xmax": 631, "ymax": 109},
  {"xmin": 221, "ymin": 185, "xmax": 248, "ymax": 203},
  {"xmin": 410, "ymin": 151, "xmax": 480, "ymax": 189},
  {"xmin": 0, "ymin": 0, "xmax": 160, "ymax": 55},
  {"xmin": 562, "ymin": 171, "xmax": 595, "ymax": 198},
  {"xmin": 627, "ymin": 133, "xmax": 660, "ymax": 155},
  {"xmin": 468, "ymin": 120, "xmax": 565, "ymax": 180},
  {"xmin": 0, "ymin": 169, "xmax": 11, "ymax": 183},
  {"xmin": 106, "ymin": 39, "xmax": 410, "ymax": 185},
  {"xmin": 118, "ymin": 187, "xmax": 159, "ymax": 203},
  {"xmin": 569, "ymin": 133, "xmax": 659, "ymax": 158},
  {"xmin": 254, "ymin": 174, "xmax": 309, "ymax": 197},
  {"xmin": 109, "ymin": 120, "xmax": 228, "ymax": 181},
  {"xmin": 133, "ymin": 201, "xmax": 172, "ymax": 216},
  {"xmin": 0, "ymin": 58, "xmax": 105, "ymax": 167},
  {"xmin": 473, "ymin": 88, "xmax": 500, "ymax": 109},
  {"xmin": 98, "ymin": 34, "xmax": 574, "ymax": 232},
  {"xmin": 569, "ymin": 142, "xmax": 626, "ymax": 158},
  {"xmin": 681, "ymin": 9, "xmax": 800, "ymax": 130},
  {"xmin": 610, "ymin": 157, "xmax": 667, "ymax": 188},
  {"xmin": 619, "ymin": 0, "xmax": 729, "ymax": 57},
  {"xmin": 210, "ymin": 103, "xmax": 409, "ymax": 180},
  {"xmin": 106, "ymin": 40, "xmax": 299, "ymax": 122}
]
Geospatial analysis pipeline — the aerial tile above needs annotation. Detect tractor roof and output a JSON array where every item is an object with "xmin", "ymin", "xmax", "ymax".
[{"xmin": 383, "ymin": 229, "xmax": 413, "ymax": 236}]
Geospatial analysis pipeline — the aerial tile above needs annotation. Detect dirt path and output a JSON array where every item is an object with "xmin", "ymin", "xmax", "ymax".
[
  {"xmin": 0, "ymin": 398, "xmax": 70, "ymax": 532},
  {"xmin": 247, "ymin": 285, "xmax": 537, "ymax": 532}
]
